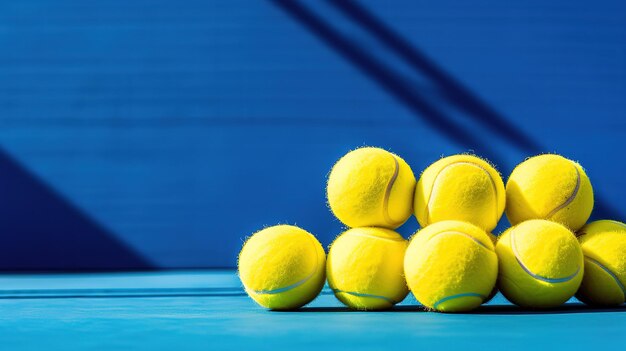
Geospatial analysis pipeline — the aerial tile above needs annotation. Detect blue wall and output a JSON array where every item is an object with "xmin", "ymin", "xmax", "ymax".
[{"xmin": 0, "ymin": 0, "xmax": 624, "ymax": 269}]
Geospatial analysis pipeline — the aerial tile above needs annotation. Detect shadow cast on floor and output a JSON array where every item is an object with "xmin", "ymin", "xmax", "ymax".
[
  {"xmin": 277, "ymin": 305, "xmax": 427, "ymax": 313},
  {"xmin": 282, "ymin": 303, "xmax": 626, "ymax": 314}
]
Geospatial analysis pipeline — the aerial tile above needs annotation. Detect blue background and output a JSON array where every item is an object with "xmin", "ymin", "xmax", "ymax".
[{"xmin": 0, "ymin": 0, "xmax": 624, "ymax": 270}]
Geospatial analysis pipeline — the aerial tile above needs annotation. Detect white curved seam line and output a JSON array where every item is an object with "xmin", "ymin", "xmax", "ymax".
[
  {"xmin": 579, "ymin": 220, "xmax": 626, "ymax": 236},
  {"xmin": 253, "ymin": 234, "xmax": 320, "ymax": 295},
  {"xmin": 585, "ymin": 256, "xmax": 626, "ymax": 297},
  {"xmin": 332, "ymin": 289, "xmax": 394, "ymax": 303},
  {"xmin": 429, "ymin": 230, "xmax": 493, "ymax": 251},
  {"xmin": 426, "ymin": 161, "xmax": 498, "ymax": 226},
  {"xmin": 347, "ymin": 231, "xmax": 405, "ymax": 242},
  {"xmin": 422, "ymin": 161, "xmax": 452, "ymax": 225},
  {"xmin": 511, "ymin": 230, "xmax": 580, "ymax": 283},
  {"xmin": 546, "ymin": 166, "xmax": 581, "ymax": 218},
  {"xmin": 433, "ymin": 292, "xmax": 485, "ymax": 309},
  {"xmin": 606, "ymin": 220, "xmax": 626, "ymax": 230},
  {"xmin": 382, "ymin": 156, "xmax": 400, "ymax": 226}
]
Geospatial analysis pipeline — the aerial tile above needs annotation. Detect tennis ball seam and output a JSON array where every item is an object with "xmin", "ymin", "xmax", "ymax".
[
  {"xmin": 421, "ymin": 228, "xmax": 494, "ymax": 311},
  {"xmin": 584, "ymin": 256, "xmax": 626, "ymax": 299},
  {"xmin": 432, "ymin": 293, "xmax": 486, "ymax": 310},
  {"xmin": 382, "ymin": 155, "xmax": 400, "ymax": 226},
  {"xmin": 424, "ymin": 161, "xmax": 499, "ymax": 226},
  {"xmin": 545, "ymin": 165, "xmax": 581, "ymax": 219},
  {"xmin": 346, "ymin": 230, "xmax": 405, "ymax": 242},
  {"xmin": 251, "ymin": 232, "xmax": 321, "ymax": 295},
  {"xmin": 510, "ymin": 229, "xmax": 581, "ymax": 283},
  {"xmin": 577, "ymin": 220, "xmax": 626, "ymax": 237},
  {"xmin": 332, "ymin": 289, "xmax": 395, "ymax": 304},
  {"xmin": 428, "ymin": 230, "xmax": 494, "ymax": 252},
  {"xmin": 603, "ymin": 220, "xmax": 626, "ymax": 230}
]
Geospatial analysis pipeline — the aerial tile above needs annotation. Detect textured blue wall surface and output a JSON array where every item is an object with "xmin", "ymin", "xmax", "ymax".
[{"xmin": 0, "ymin": 0, "xmax": 624, "ymax": 269}]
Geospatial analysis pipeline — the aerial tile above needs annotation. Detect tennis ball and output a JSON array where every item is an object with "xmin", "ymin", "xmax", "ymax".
[
  {"xmin": 327, "ymin": 227, "xmax": 408, "ymax": 310},
  {"xmin": 487, "ymin": 232, "xmax": 499, "ymax": 245},
  {"xmin": 238, "ymin": 225, "xmax": 326, "ymax": 310},
  {"xmin": 506, "ymin": 154, "xmax": 593, "ymax": 231},
  {"xmin": 404, "ymin": 220, "xmax": 498, "ymax": 312},
  {"xmin": 483, "ymin": 287, "xmax": 499, "ymax": 305},
  {"xmin": 496, "ymin": 219, "xmax": 584, "ymax": 308},
  {"xmin": 414, "ymin": 154, "xmax": 505, "ymax": 232},
  {"xmin": 327, "ymin": 147, "xmax": 416, "ymax": 229},
  {"xmin": 576, "ymin": 220, "xmax": 626, "ymax": 306}
]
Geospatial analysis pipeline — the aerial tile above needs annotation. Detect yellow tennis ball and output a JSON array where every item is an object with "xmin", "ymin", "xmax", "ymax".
[
  {"xmin": 487, "ymin": 232, "xmax": 499, "ymax": 246},
  {"xmin": 327, "ymin": 227, "xmax": 408, "ymax": 310},
  {"xmin": 496, "ymin": 219, "xmax": 584, "ymax": 308},
  {"xmin": 238, "ymin": 225, "xmax": 326, "ymax": 310},
  {"xmin": 414, "ymin": 154, "xmax": 505, "ymax": 232},
  {"xmin": 506, "ymin": 154, "xmax": 594, "ymax": 231},
  {"xmin": 327, "ymin": 147, "xmax": 416, "ymax": 229},
  {"xmin": 576, "ymin": 220, "xmax": 626, "ymax": 306},
  {"xmin": 404, "ymin": 220, "xmax": 498, "ymax": 312}
]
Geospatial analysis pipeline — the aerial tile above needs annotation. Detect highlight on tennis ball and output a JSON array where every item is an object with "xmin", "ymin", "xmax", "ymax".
[
  {"xmin": 496, "ymin": 219, "xmax": 584, "ymax": 308},
  {"xmin": 506, "ymin": 154, "xmax": 594, "ymax": 231},
  {"xmin": 576, "ymin": 220, "xmax": 626, "ymax": 306},
  {"xmin": 404, "ymin": 220, "xmax": 498, "ymax": 312},
  {"xmin": 414, "ymin": 154, "xmax": 505, "ymax": 232},
  {"xmin": 237, "ymin": 225, "xmax": 326, "ymax": 310},
  {"xmin": 326, "ymin": 147, "xmax": 416, "ymax": 229},
  {"xmin": 238, "ymin": 147, "xmax": 625, "ymax": 312},
  {"xmin": 326, "ymin": 227, "xmax": 408, "ymax": 310}
]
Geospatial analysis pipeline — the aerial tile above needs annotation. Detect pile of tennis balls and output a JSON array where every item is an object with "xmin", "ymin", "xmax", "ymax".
[{"xmin": 238, "ymin": 147, "xmax": 626, "ymax": 312}]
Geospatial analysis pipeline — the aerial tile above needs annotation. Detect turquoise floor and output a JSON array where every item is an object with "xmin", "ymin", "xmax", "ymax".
[{"xmin": 0, "ymin": 271, "xmax": 623, "ymax": 350}]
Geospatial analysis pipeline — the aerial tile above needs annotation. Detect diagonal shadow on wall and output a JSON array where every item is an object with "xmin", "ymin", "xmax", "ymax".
[
  {"xmin": 0, "ymin": 149, "xmax": 152, "ymax": 271},
  {"xmin": 327, "ymin": 0, "xmax": 542, "ymax": 154},
  {"xmin": 271, "ymin": 0, "xmax": 622, "ymax": 220},
  {"xmin": 271, "ymin": 0, "xmax": 501, "ymax": 163}
]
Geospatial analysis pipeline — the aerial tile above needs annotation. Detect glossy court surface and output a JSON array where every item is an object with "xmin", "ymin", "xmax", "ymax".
[{"xmin": 0, "ymin": 271, "xmax": 623, "ymax": 350}]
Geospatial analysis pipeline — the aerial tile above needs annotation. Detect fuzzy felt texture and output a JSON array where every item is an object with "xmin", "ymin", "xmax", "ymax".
[
  {"xmin": 414, "ymin": 154, "xmax": 505, "ymax": 232},
  {"xmin": 576, "ymin": 220, "xmax": 626, "ymax": 306},
  {"xmin": 326, "ymin": 227, "xmax": 408, "ymax": 310},
  {"xmin": 327, "ymin": 147, "xmax": 416, "ymax": 229},
  {"xmin": 505, "ymin": 154, "xmax": 593, "ymax": 231},
  {"xmin": 496, "ymin": 220, "xmax": 583, "ymax": 308},
  {"xmin": 404, "ymin": 220, "xmax": 498, "ymax": 312},
  {"xmin": 238, "ymin": 225, "xmax": 326, "ymax": 310}
]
